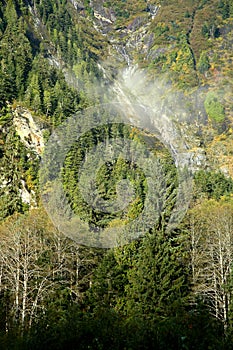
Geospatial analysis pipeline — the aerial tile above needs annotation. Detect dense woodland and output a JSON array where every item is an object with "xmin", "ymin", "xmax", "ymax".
[{"xmin": 0, "ymin": 0, "xmax": 233, "ymax": 349}]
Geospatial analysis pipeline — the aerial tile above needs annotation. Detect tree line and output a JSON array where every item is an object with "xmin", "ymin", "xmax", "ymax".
[{"xmin": 1, "ymin": 1, "xmax": 233, "ymax": 348}]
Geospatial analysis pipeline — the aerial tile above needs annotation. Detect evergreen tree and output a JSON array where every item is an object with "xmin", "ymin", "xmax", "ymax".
[
  {"xmin": 0, "ymin": 129, "xmax": 26, "ymax": 220},
  {"xmin": 197, "ymin": 52, "xmax": 210, "ymax": 75},
  {"xmin": 119, "ymin": 229, "xmax": 189, "ymax": 320}
]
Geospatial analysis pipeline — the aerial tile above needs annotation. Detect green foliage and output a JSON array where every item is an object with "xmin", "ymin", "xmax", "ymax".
[
  {"xmin": 0, "ymin": 8, "xmax": 32, "ymax": 103},
  {"xmin": 197, "ymin": 51, "xmax": 210, "ymax": 74},
  {"xmin": 0, "ymin": 106, "xmax": 12, "ymax": 126},
  {"xmin": 0, "ymin": 129, "xmax": 27, "ymax": 220},
  {"xmin": 204, "ymin": 92, "xmax": 226, "ymax": 123},
  {"xmin": 62, "ymin": 124, "xmax": 148, "ymax": 229},
  {"xmin": 153, "ymin": 22, "xmax": 170, "ymax": 38},
  {"xmin": 23, "ymin": 56, "xmax": 83, "ymax": 124},
  {"xmin": 0, "ymin": 0, "xmax": 101, "ymax": 124},
  {"xmin": 3, "ymin": 300, "xmax": 225, "ymax": 350},
  {"xmin": 119, "ymin": 230, "xmax": 188, "ymax": 320},
  {"xmin": 201, "ymin": 23, "xmax": 210, "ymax": 38},
  {"xmin": 201, "ymin": 21, "xmax": 220, "ymax": 39},
  {"xmin": 0, "ymin": 126, "xmax": 39, "ymax": 221},
  {"xmin": 218, "ymin": 0, "xmax": 232, "ymax": 19},
  {"xmin": 194, "ymin": 170, "xmax": 233, "ymax": 200},
  {"xmin": 0, "ymin": 1, "xmax": 233, "ymax": 348},
  {"xmin": 105, "ymin": 0, "xmax": 147, "ymax": 26}
]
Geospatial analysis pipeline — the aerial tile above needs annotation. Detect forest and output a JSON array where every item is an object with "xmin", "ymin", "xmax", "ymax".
[{"xmin": 0, "ymin": 0, "xmax": 233, "ymax": 349}]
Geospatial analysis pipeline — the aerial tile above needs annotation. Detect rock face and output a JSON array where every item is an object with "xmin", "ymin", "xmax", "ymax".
[
  {"xmin": 13, "ymin": 107, "xmax": 45, "ymax": 155},
  {"xmin": 70, "ymin": 0, "xmax": 85, "ymax": 11},
  {"xmin": 19, "ymin": 180, "xmax": 36, "ymax": 206}
]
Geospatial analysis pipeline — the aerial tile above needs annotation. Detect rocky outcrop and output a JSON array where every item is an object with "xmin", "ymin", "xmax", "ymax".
[
  {"xmin": 19, "ymin": 180, "xmax": 36, "ymax": 206},
  {"xmin": 70, "ymin": 0, "xmax": 85, "ymax": 11},
  {"xmin": 13, "ymin": 107, "xmax": 45, "ymax": 155},
  {"xmin": 147, "ymin": 4, "xmax": 160, "ymax": 19}
]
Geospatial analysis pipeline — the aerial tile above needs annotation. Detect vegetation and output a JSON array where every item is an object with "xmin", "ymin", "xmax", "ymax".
[
  {"xmin": 0, "ymin": 0, "xmax": 233, "ymax": 349},
  {"xmin": 204, "ymin": 92, "xmax": 226, "ymax": 123}
]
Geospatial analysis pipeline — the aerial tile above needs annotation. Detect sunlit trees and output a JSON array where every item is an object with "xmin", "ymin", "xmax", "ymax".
[
  {"xmin": 189, "ymin": 199, "xmax": 233, "ymax": 329},
  {"xmin": 0, "ymin": 211, "xmax": 57, "ymax": 331},
  {"xmin": 0, "ymin": 210, "xmax": 99, "ymax": 333}
]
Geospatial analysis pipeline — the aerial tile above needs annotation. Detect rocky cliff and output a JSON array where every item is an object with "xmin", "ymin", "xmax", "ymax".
[{"xmin": 13, "ymin": 107, "xmax": 46, "ymax": 155}]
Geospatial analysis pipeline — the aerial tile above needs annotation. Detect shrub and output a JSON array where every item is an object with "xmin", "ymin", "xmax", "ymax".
[{"xmin": 204, "ymin": 92, "xmax": 225, "ymax": 122}]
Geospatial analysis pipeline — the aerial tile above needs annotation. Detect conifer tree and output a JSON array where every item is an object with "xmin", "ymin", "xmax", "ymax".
[{"xmin": 119, "ymin": 229, "xmax": 188, "ymax": 320}]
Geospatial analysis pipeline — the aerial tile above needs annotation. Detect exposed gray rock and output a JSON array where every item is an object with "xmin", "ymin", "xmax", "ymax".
[{"xmin": 147, "ymin": 4, "xmax": 160, "ymax": 19}]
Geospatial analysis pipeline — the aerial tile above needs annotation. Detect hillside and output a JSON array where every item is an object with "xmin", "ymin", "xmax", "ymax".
[{"xmin": 0, "ymin": 0, "xmax": 233, "ymax": 349}]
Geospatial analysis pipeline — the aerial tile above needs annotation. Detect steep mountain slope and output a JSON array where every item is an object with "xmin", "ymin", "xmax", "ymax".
[
  {"xmin": 0, "ymin": 0, "xmax": 232, "ymax": 220},
  {"xmin": 1, "ymin": 1, "xmax": 233, "ymax": 348},
  {"xmin": 0, "ymin": 0, "xmax": 232, "ymax": 218}
]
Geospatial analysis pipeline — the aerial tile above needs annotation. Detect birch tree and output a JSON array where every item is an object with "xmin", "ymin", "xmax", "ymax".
[
  {"xmin": 189, "ymin": 199, "xmax": 233, "ymax": 329},
  {"xmin": 0, "ymin": 209, "xmax": 99, "ymax": 332},
  {"xmin": 0, "ymin": 212, "xmax": 59, "ymax": 331}
]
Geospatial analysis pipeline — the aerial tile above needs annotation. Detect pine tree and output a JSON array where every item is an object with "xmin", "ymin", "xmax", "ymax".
[
  {"xmin": 0, "ymin": 129, "xmax": 26, "ymax": 220},
  {"xmin": 197, "ymin": 52, "xmax": 210, "ymax": 76},
  {"xmin": 120, "ymin": 229, "xmax": 188, "ymax": 320}
]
